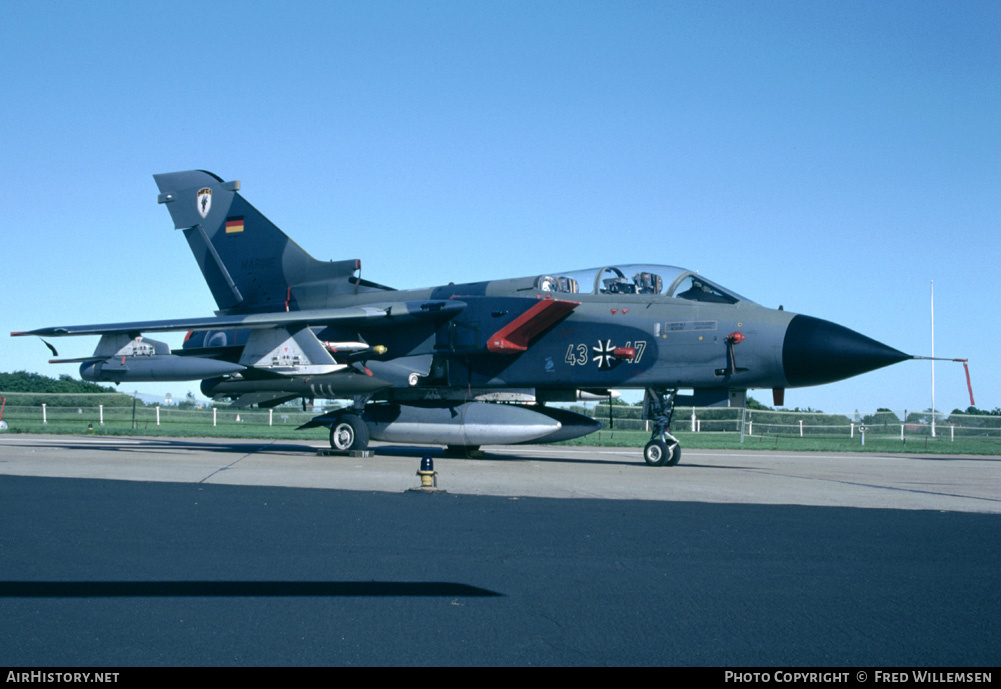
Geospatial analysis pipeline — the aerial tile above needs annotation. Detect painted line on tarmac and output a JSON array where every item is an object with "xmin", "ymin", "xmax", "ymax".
[
  {"xmin": 497, "ymin": 447, "xmax": 899, "ymax": 463},
  {"xmin": 746, "ymin": 467, "xmax": 1001, "ymax": 506},
  {"xmin": 0, "ymin": 436, "xmax": 146, "ymax": 446},
  {"xmin": 197, "ymin": 440, "xmax": 282, "ymax": 484},
  {"xmin": 687, "ymin": 450, "xmax": 909, "ymax": 461}
]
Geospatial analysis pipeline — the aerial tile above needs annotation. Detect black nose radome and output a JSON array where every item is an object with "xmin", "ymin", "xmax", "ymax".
[{"xmin": 783, "ymin": 314, "xmax": 910, "ymax": 388}]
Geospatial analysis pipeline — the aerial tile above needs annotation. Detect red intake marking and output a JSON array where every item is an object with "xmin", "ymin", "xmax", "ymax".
[{"xmin": 487, "ymin": 298, "xmax": 579, "ymax": 353}]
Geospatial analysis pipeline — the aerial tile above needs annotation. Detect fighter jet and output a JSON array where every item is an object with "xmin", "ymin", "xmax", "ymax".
[{"xmin": 13, "ymin": 170, "xmax": 915, "ymax": 465}]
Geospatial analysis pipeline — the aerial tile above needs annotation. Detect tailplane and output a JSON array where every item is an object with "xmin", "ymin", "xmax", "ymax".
[{"xmin": 153, "ymin": 170, "xmax": 388, "ymax": 314}]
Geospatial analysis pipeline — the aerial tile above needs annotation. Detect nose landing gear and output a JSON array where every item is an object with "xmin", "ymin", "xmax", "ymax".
[{"xmin": 642, "ymin": 388, "xmax": 681, "ymax": 466}]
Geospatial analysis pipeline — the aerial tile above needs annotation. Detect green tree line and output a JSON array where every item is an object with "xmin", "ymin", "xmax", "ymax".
[{"xmin": 0, "ymin": 371, "xmax": 134, "ymax": 407}]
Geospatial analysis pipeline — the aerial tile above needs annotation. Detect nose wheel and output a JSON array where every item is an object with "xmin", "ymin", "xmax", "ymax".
[
  {"xmin": 642, "ymin": 388, "xmax": 682, "ymax": 467},
  {"xmin": 643, "ymin": 438, "xmax": 681, "ymax": 466}
]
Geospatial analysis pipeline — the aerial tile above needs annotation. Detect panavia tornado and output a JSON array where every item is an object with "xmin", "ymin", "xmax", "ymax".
[{"xmin": 14, "ymin": 170, "xmax": 916, "ymax": 465}]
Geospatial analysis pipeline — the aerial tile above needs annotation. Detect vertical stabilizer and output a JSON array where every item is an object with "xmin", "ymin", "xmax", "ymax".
[{"xmin": 153, "ymin": 170, "xmax": 369, "ymax": 314}]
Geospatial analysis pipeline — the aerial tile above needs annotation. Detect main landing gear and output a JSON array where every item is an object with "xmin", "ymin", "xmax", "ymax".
[
  {"xmin": 329, "ymin": 413, "xmax": 369, "ymax": 452},
  {"xmin": 642, "ymin": 388, "xmax": 681, "ymax": 467}
]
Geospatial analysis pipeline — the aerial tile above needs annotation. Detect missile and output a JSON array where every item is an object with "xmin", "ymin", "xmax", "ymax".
[
  {"xmin": 575, "ymin": 389, "xmax": 622, "ymax": 401},
  {"xmin": 201, "ymin": 370, "xmax": 393, "ymax": 399},
  {"xmin": 321, "ymin": 341, "xmax": 375, "ymax": 353}
]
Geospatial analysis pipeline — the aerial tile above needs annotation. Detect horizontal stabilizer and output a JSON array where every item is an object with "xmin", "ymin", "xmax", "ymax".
[{"xmin": 49, "ymin": 356, "xmax": 104, "ymax": 364}]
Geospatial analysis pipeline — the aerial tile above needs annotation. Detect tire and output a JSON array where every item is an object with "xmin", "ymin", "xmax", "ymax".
[
  {"xmin": 329, "ymin": 414, "xmax": 369, "ymax": 451},
  {"xmin": 643, "ymin": 439, "xmax": 680, "ymax": 467}
]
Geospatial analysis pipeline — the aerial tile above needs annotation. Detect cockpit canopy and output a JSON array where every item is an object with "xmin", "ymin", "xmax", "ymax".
[{"xmin": 534, "ymin": 265, "xmax": 748, "ymax": 304}]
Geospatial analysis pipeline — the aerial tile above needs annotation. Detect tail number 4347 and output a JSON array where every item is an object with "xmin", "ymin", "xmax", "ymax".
[{"xmin": 565, "ymin": 340, "xmax": 646, "ymax": 366}]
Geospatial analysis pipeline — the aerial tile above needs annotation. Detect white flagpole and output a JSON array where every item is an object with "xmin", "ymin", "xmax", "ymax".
[{"xmin": 931, "ymin": 280, "xmax": 936, "ymax": 438}]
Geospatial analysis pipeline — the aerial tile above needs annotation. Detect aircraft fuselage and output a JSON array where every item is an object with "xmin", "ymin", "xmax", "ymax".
[{"xmin": 14, "ymin": 170, "xmax": 913, "ymax": 465}]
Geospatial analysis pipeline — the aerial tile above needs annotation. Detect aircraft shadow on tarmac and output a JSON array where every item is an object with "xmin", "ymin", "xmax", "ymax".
[
  {"xmin": 370, "ymin": 444, "xmax": 642, "ymax": 467},
  {"xmin": 29, "ymin": 438, "xmax": 323, "ymax": 455},
  {"xmin": 370, "ymin": 445, "xmax": 751, "ymax": 469},
  {"xmin": 0, "ymin": 581, "xmax": 503, "ymax": 598},
  {"xmin": 22, "ymin": 436, "xmax": 752, "ymax": 468},
  {"xmin": 63, "ymin": 439, "xmax": 647, "ymax": 465}
]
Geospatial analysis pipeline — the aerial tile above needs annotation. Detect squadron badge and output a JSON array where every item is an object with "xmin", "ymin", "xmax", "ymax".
[{"xmin": 196, "ymin": 188, "xmax": 212, "ymax": 218}]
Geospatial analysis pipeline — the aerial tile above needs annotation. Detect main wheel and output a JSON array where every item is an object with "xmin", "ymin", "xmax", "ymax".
[
  {"xmin": 329, "ymin": 414, "xmax": 369, "ymax": 451},
  {"xmin": 643, "ymin": 439, "xmax": 680, "ymax": 466}
]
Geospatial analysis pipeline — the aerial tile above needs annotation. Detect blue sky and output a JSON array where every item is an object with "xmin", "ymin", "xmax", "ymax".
[{"xmin": 2, "ymin": 1, "xmax": 998, "ymax": 414}]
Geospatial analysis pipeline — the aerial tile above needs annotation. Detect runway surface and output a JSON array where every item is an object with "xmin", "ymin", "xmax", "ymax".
[
  {"xmin": 1, "ymin": 435, "xmax": 999, "ymax": 666},
  {"xmin": 1, "ymin": 434, "xmax": 999, "ymax": 512}
]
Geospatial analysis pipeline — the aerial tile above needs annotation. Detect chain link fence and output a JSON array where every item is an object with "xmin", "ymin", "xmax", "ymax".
[
  {"xmin": 0, "ymin": 391, "xmax": 331, "ymax": 438},
  {"xmin": 1, "ymin": 392, "xmax": 999, "ymax": 447},
  {"xmin": 577, "ymin": 403, "xmax": 1001, "ymax": 442}
]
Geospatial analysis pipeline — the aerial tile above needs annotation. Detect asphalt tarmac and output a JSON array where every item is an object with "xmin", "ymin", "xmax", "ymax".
[{"xmin": 1, "ymin": 435, "xmax": 999, "ymax": 666}]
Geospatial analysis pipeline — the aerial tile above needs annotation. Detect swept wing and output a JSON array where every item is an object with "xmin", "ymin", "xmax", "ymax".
[{"xmin": 12, "ymin": 300, "xmax": 466, "ymax": 339}]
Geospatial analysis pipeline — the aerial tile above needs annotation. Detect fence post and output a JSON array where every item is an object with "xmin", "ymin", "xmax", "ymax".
[
  {"xmin": 99, "ymin": 405, "xmax": 103, "ymax": 426},
  {"xmin": 269, "ymin": 408, "xmax": 273, "ymax": 427},
  {"xmin": 42, "ymin": 403, "xmax": 47, "ymax": 424},
  {"xmin": 799, "ymin": 419, "xmax": 803, "ymax": 437},
  {"xmin": 691, "ymin": 408, "xmax": 696, "ymax": 432},
  {"xmin": 156, "ymin": 405, "xmax": 160, "ymax": 426},
  {"xmin": 213, "ymin": 407, "xmax": 217, "ymax": 427},
  {"xmin": 851, "ymin": 422, "xmax": 854, "ymax": 438}
]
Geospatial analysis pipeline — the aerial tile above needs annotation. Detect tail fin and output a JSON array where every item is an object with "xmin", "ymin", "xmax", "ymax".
[{"xmin": 153, "ymin": 170, "xmax": 383, "ymax": 314}]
